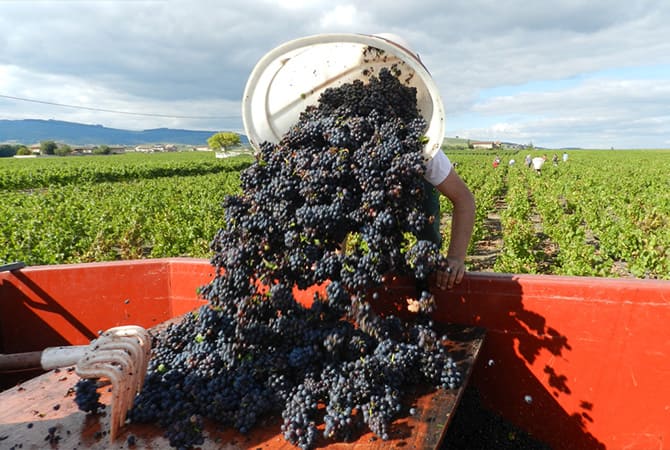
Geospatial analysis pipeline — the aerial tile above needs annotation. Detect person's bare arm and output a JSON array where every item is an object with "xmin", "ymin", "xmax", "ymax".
[{"xmin": 433, "ymin": 169, "xmax": 475, "ymax": 289}]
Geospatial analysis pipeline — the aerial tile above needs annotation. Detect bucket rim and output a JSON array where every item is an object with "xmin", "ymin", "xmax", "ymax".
[{"xmin": 241, "ymin": 33, "xmax": 446, "ymax": 161}]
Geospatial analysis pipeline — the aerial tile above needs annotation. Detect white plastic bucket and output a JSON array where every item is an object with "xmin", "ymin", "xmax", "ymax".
[{"xmin": 242, "ymin": 33, "xmax": 445, "ymax": 161}]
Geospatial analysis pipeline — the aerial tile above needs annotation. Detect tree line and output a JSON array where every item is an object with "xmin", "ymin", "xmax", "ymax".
[{"xmin": 1, "ymin": 131, "xmax": 242, "ymax": 158}]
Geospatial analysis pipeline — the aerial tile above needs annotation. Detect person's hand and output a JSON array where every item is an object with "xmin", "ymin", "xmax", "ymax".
[{"xmin": 435, "ymin": 257, "xmax": 466, "ymax": 290}]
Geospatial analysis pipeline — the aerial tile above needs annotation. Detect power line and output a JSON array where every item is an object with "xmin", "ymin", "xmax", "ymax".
[{"xmin": 0, "ymin": 93, "xmax": 237, "ymax": 120}]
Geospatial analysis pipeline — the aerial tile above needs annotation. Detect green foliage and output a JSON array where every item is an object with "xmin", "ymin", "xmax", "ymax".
[
  {"xmin": 493, "ymin": 179, "xmax": 541, "ymax": 274},
  {"xmin": 0, "ymin": 149, "xmax": 668, "ymax": 280},
  {"xmin": 54, "ymin": 144, "xmax": 72, "ymax": 156},
  {"xmin": 0, "ymin": 144, "xmax": 24, "ymax": 157},
  {"xmin": 40, "ymin": 140, "xmax": 58, "ymax": 155},
  {"xmin": 455, "ymin": 149, "xmax": 670, "ymax": 279},
  {"xmin": 16, "ymin": 146, "xmax": 31, "ymax": 156},
  {"xmin": 0, "ymin": 152, "xmax": 242, "ymax": 264},
  {"xmin": 207, "ymin": 131, "xmax": 241, "ymax": 151},
  {"xmin": 93, "ymin": 145, "xmax": 111, "ymax": 155},
  {"xmin": 0, "ymin": 151, "xmax": 252, "ymax": 190}
]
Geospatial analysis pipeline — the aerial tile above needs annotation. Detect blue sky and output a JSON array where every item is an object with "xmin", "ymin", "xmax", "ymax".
[
  {"xmin": 1, "ymin": 0, "xmax": 669, "ymax": 149},
  {"xmin": 480, "ymin": 65, "xmax": 670, "ymax": 99}
]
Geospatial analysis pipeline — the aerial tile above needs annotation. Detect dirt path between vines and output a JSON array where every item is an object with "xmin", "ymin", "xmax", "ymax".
[
  {"xmin": 463, "ymin": 193, "xmax": 506, "ymax": 273},
  {"xmin": 466, "ymin": 211, "xmax": 503, "ymax": 272},
  {"xmin": 457, "ymin": 186, "xmax": 559, "ymax": 274}
]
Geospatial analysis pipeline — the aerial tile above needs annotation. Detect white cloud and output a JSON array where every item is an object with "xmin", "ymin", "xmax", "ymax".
[
  {"xmin": 1, "ymin": 0, "xmax": 669, "ymax": 147},
  {"xmin": 0, "ymin": 64, "xmax": 241, "ymax": 132},
  {"xmin": 269, "ymin": 0, "xmax": 322, "ymax": 10},
  {"xmin": 462, "ymin": 78, "xmax": 670, "ymax": 147},
  {"xmin": 319, "ymin": 5, "xmax": 357, "ymax": 28}
]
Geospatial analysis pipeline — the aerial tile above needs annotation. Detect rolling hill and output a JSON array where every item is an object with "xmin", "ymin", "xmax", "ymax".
[{"xmin": 0, "ymin": 119, "xmax": 248, "ymax": 146}]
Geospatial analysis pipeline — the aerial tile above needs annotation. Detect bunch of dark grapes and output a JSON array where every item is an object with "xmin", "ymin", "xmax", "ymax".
[
  {"xmin": 74, "ymin": 65, "xmax": 463, "ymax": 449},
  {"xmin": 73, "ymin": 378, "xmax": 103, "ymax": 414}
]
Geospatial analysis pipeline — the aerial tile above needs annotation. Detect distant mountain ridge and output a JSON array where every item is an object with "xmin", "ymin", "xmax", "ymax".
[{"xmin": 0, "ymin": 119, "xmax": 248, "ymax": 146}]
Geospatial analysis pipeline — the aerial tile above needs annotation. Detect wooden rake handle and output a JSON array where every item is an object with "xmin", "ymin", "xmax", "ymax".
[{"xmin": 0, "ymin": 346, "xmax": 89, "ymax": 372}]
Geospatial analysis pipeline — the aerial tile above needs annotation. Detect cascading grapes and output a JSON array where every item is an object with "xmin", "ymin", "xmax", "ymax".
[{"xmin": 76, "ymin": 62, "xmax": 463, "ymax": 449}]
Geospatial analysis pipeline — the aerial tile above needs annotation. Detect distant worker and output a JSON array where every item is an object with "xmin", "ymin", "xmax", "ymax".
[
  {"xmin": 492, "ymin": 155, "xmax": 500, "ymax": 168},
  {"xmin": 509, "ymin": 158, "xmax": 515, "ymax": 166},
  {"xmin": 562, "ymin": 151, "xmax": 569, "ymax": 163},
  {"xmin": 525, "ymin": 154, "xmax": 532, "ymax": 168},
  {"xmin": 532, "ymin": 155, "xmax": 547, "ymax": 174},
  {"xmin": 552, "ymin": 153, "xmax": 559, "ymax": 166}
]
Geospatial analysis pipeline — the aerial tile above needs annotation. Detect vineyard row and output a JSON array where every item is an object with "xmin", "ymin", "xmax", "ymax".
[{"xmin": 1, "ymin": 150, "xmax": 668, "ymax": 279}]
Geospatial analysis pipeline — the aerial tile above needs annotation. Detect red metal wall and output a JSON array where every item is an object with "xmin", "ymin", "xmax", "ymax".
[
  {"xmin": 441, "ymin": 273, "xmax": 670, "ymax": 450},
  {"xmin": 2, "ymin": 258, "xmax": 669, "ymax": 449},
  {"xmin": 0, "ymin": 259, "xmax": 211, "ymax": 353}
]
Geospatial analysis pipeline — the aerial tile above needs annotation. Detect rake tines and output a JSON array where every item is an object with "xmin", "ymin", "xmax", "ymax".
[{"xmin": 75, "ymin": 325, "xmax": 152, "ymax": 441}]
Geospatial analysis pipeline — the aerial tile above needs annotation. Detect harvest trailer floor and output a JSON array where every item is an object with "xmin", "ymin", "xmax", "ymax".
[{"xmin": 0, "ymin": 324, "xmax": 485, "ymax": 450}]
